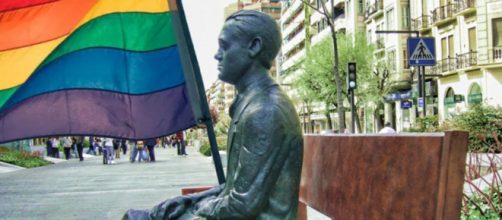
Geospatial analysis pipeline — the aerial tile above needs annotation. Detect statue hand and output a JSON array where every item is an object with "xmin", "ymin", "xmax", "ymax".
[{"xmin": 150, "ymin": 195, "xmax": 193, "ymax": 220}]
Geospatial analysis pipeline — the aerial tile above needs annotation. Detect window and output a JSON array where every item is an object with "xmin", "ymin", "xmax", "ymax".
[
  {"xmin": 402, "ymin": 6, "xmax": 410, "ymax": 29},
  {"xmin": 468, "ymin": 83, "xmax": 482, "ymax": 105},
  {"xmin": 444, "ymin": 87, "xmax": 455, "ymax": 118},
  {"xmin": 441, "ymin": 37, "xmax": 447, "ymax": 58},
  {"xmin": 386, "ymin": 8, "xmax": 395, "ymax": 30},
  {"xmin": 387, "ymin": 49, "xmax": 396, "ymax": 73},
  {"xmin": 468, "ymin": 27, "xmax": 477, "ymax": 51},
  {"xmin": 441, "ymin": 35, "xmax": 454, "ymax": 58},
  {"xmin": 493, "ymin": 18, "xmax": 502, "ymax": 47},
  {"xmin": 448, "ymin": 35, "xmax": 454, "ymax": 57}
]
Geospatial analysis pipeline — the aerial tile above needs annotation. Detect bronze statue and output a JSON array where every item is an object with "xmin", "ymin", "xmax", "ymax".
[{"xmin": 124, "ymin": 10, "xmax": 303, "ymax": 220}]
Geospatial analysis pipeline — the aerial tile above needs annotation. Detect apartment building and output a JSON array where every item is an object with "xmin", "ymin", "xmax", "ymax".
[
  {"xmin": 410, "ymin": 0, "xmax": 502, "ymax": 122},
  {"xmin": 280, "ymin": 0, "xmax": 502, "ymax": 133}
]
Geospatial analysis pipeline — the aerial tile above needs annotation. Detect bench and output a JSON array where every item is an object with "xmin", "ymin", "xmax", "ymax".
[
  {"xmin": 182, "ymin": 131, "xmax": 468, "ymax": 220},
  {"xmin": 298, "ymin": 131, "xmax": 468, "ymax": 220}
]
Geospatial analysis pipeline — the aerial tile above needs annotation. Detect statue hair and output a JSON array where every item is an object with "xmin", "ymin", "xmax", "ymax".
[{"xmin": 225, "ymin": 10, "xmax": 282, "ymax": 69}]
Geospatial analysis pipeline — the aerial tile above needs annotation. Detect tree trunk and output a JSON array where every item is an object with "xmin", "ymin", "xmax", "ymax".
[
  {"xmin": 318, "ymin": 0, "xmax": 345, "ymax": 133},
  {"xmin": 355, "ymin": 108, "xmax": 363, "ymax": 133},
  {"xmin": 325, "ymin": 104, "xmax": 333, "ymax": 130}
]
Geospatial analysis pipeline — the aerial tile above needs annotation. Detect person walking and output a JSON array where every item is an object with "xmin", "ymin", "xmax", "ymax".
[
  {"xmin": 129, "ymin": 140, "xmax": 138, "ymax": 163},
  {"xmin": 175, "ymin": 131, "xmax": 186, "ymax": 156},
  {"xmin": 113, "ymin": 139, "xmax": 120, "ymax": 159},
  {"xmin": 121, "ymin": 139, "xmax": 127, "ymax": 155},
  {"xmin": 75, "ymin": 136, "xmax": 84, "ymax": 161},
  {"xmin": 103, "ymin": 138, "xmax": 115, "ymax": 164},
  {"xmin": 45, "ymin": 138, "xmax": 52, "ymax": 157},
  {"xmin": 51, "ymin": 137, "xmax": 60, "ymax": 158},
  {"xmin": 86, "ymin": 136, "xmax": 97, "ymax": 155},
  {"xmin": 63, "ymin": 137, "xmax": 72, "ymax": 160},
  {"xmin": 145, "ymin": 138, "xmax": 156, "ymax": 162}
]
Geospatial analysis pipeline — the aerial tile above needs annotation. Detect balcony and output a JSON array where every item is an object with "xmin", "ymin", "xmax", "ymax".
[
  {"xmin": 375, "ymin": 37, "xmax": 385, "ymax": 50},
  {"xmin": 411, "ymin": 15, "xmax": 432, "ymax": 31},
  {"xmin": 455, "ymin": 0, "xmax": 476, "ymax": 15},
  {"xmin": 456, "ymin": 51, "xmax": 477, "ymax": 69},
  {"xmin": 435, "ymin": 57, "xmax": 457, "ymax": 74},
  {"xmin": 493, "ymin": 46, "xmax": 502, "ymax": 63},
  {"xmin": 432, "ymin": 4, "xmax": 456, "ymax": 24},
  {"xmin": 364, "ymin": 0, "xmax": 383, "ymax": 21}
]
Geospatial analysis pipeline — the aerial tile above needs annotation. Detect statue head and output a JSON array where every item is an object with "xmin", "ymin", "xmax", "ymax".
[{"xmin": 215, "ymin": 10, "xmax": 281, "ymax": 85}]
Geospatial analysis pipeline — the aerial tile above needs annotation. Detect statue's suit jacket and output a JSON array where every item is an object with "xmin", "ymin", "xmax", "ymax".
[{"xmin": 201, "ymin": 76, "xmax": 303, "ymax": 220}]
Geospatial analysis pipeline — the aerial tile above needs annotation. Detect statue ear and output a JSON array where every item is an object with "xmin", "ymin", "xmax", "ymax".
[{"xmin": 248, "ymin": 37, "xmax": 262, "ymax": 58}]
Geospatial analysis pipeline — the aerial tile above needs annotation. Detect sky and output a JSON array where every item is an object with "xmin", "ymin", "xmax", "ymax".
[{"xmin": 182, "ymin": 0, "xmax": 237, "ymax": 87}]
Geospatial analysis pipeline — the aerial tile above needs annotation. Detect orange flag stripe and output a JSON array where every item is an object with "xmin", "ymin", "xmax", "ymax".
[{"xmin": 0, "ymin": 0, "xmax": 98, "ymax": 51}]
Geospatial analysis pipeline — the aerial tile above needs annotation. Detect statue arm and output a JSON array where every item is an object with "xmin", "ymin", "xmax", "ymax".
[{"xmin": 197, "ymin": 105, "xmax": 292, "ymax": 219}]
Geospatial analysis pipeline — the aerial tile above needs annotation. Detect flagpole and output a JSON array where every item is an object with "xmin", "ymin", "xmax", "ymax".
[{"xmin": 174, "ymin": 0, "xmax": 225, "ymax": 184}]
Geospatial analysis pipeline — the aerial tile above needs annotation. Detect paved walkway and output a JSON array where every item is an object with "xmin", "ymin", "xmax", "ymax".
[{"xmin": 0, "ymin": 146, "xmax": 219, "ymax": 220}]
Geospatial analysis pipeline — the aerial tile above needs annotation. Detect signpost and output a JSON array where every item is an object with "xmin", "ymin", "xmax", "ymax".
[{"xmin": 408, "ymin": 37, "xmax": 436, "ymax": 117}]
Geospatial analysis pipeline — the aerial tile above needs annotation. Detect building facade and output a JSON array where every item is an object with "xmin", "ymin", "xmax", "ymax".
[{"xmin": 279, "ymin": 0, "xmax": 502, "ymax": 133}]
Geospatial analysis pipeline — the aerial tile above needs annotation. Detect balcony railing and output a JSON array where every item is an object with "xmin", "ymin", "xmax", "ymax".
[
  {"xmin": 411, "ymin": 15, "xmax": 432, "ymax": 31},
  {"xmin": 494, "ymin": 46, "xmax": 502, "ymax": 62},
  {"xmin": 457, "ymin": 51, "xmax": 477, "ymax": 69},
  {"xmin": 364, "ymin": 0, "xmax": 383, "ymax": 20},
  {"xmin": 436, "ymin": 57, "xmax": 457, "ymax": 73},
  {"xmin": 376, "ymin": 38, "xmax": 385, "ymax": 49},
  {"xmin": 432, "ymin": 4, "xmax": 456, "ymax": 23},
  {"xmin": 456, "ymin": 0, "xmax": 476, "ymax": 13}
]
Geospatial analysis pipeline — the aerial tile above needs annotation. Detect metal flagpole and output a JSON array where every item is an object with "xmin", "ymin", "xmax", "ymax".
[{"xmin": 175, "ymin": 0, "xmax": 225, "ymax": 184}]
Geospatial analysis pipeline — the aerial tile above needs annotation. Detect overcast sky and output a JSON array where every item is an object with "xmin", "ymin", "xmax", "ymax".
[{"xmin": 182, "ymin": 0, "xmax": 236, "ymax": 87}]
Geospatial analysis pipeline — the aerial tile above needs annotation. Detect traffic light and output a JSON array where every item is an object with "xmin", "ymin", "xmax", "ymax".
[{"xmin": 347, "ymin": 62, "xmax": 357, "ymax": 91}]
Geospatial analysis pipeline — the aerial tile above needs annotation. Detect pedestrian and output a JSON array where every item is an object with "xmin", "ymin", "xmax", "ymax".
[
  {"xmin": 51, "ymin": 137, "xmax": 60, "ymax": 158},
  {"xmin": 45, "ymin": 138, "xmax": 52, "ymax": 157},
  {"xmin": 63, "ymin": 137, "xmax": 72, "ymax": 160},
  {"xmin": 86, "ymin": 136, "xmax": 97, "ymax": 155},
  {"xmin": 103, "ymin": 138, "xmax": 115, "ymax": 164},
  {"xmin": 379, "ymin": 122, "xmax": 397, "ymax": 134},
  {"xmin": 175, "ymin": 131, "xmax": 187, "ymax": 156},
  {"xmin": 113, "ymin": 139, "xmax": 120, "ymax": 159},
  {"xmin": 75, "ymin": 136, "xmax": 84, "ymax": 161},
  {"xmin": 121, "ymin": 139, "xmax": 127, "ymax": 155},
  {"xmin": 145, "ymin": 138, "xmax": 156, "ymax": 162},
  {"xmin": 136, "ymin": 140, "xmax": 147, "ymax": 162},
  {"xmin": 130, "ymin": 140, "xmax": 138, "ymax": 163}
]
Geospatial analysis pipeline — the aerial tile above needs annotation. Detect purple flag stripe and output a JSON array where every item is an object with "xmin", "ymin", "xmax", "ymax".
[{"xmin": 0, "ymin": 85, "xmax": 196, "ymax": 143}]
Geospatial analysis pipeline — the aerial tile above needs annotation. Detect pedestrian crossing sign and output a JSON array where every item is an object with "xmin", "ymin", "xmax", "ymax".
[{"xmin": 407, "ymin": 37, "xmax": 436, "ymax": 66}]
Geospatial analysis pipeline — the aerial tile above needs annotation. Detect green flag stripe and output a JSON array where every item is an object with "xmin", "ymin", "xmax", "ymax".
[
  {"xmin": 40, "ymin": 12, "xmax": 177, "ymax": 68},
  {"xmin": 0, "ymin": 86, "xmax": 19, "ymax": 109}
]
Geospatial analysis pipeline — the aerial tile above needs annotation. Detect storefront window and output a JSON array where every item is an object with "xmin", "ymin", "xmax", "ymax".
[
  {"xmin": 468, "ymin": 83, "xmax": 482, "ymax": 106},
  {"xmin": 444, "ymin": 87, "xmax": 455, "ymax": 118}
]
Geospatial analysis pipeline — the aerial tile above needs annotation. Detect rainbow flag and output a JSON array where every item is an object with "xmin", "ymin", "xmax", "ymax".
[{"xmin": 0, "ymin": 0, "xmax": 206, "ymax": 143}]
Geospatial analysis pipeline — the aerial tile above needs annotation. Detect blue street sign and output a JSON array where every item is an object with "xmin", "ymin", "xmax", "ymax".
[
  {"xmin": 408, "ymin": 37, "xmax": 436, "ymax": 66},
  {"xmin": 418, "ymin": 98, "xmax": 424, "ymax": 108},
  {"xmin": 401, "ymin": 100, "xmax": 413, "ymax": 109}
]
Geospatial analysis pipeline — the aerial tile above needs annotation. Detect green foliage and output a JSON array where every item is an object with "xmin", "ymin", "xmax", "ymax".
[
  {"xmin": 461, "ymin": 186, "xmax": 502, "ymax": 220},
  {"xmin": 449, "ymin": 105, "xmax": 502, "ymax": 152},
  {"xmin": 199, "ymin": 139, "xmax": 211, "ymax": 157},
  {"xmin": 198, "ymin": 114, "xmax": 230, "ymax": 157},
  {"xmin": 294, "ymin": 32, "xmax": 377, "ymax": 126},
  {"xmin": 407, "ymin": 115, "xmax": 439, "ymax": 132},
  {"xmin": 0, "ymin": 149, "xmax": 52, "ymax": 168}
]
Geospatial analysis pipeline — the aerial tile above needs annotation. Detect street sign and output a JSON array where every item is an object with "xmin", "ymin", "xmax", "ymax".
[
  {"xmin": 418, "ymin": 98, "xmax": 424, "ymax": 108},
  {"xmin": 408, "ymin": 37, "xmax": 436, "ymax": 66},
  {"xmin": 401, "ymin": 100, "xmax": 413, "ymax": 109}
]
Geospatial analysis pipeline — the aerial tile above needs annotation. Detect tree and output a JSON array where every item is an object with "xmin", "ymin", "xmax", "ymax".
[
  {"xmin": 295, "ymin": 32, "xmax": 384, "ymax": 133},
  {"xmin": 292, "ymin": 0, "xmax": 345, "ymax": 133}
]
